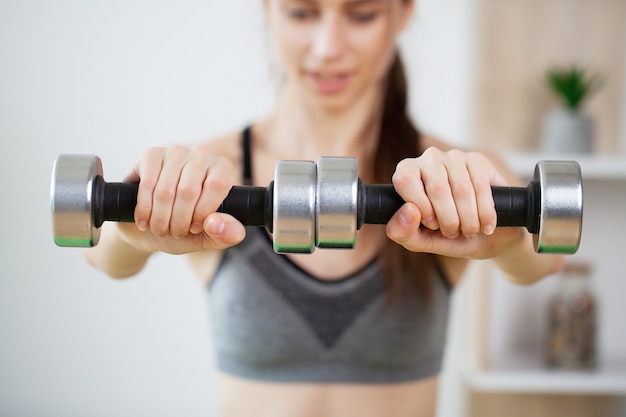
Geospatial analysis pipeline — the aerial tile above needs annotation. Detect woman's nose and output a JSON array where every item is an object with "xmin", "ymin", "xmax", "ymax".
[{"xmin": 311, "ymin": 14, "xmax": 346, "ymax": 61}]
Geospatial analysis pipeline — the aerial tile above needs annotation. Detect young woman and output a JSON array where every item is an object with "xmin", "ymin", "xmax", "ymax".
[{"xmin": 85, "ymin": 1, "xmax": 564, "ymax": 416}]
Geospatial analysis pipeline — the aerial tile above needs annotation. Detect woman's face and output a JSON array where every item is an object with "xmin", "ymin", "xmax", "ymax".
[{"xmin": 266, "ymin": 0, "xmax": 413, "ymax": 111}]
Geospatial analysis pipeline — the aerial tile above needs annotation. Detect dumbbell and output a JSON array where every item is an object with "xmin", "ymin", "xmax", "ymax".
[{"xmin": 50, "ymin": 154, "xmax": 583, "ymax": 254}]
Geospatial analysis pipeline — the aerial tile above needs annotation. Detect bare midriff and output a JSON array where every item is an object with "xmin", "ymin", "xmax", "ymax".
[{"xmin": 217, "ymin": 372, "xmax": 439, "ymax": 417}]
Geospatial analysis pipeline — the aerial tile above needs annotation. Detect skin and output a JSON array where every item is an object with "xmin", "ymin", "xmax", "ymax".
[{"xmin": 85, "ymin": 0, "xmax": 565, "ymax": 415}]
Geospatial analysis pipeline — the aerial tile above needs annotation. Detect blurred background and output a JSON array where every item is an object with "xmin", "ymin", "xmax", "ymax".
[{"xmin": 1, "ymin": 0, "xmax": 625, "ymax": 416}]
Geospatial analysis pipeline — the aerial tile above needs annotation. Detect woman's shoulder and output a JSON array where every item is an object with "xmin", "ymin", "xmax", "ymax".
[
  {"xmin": 191, "ymin": 127, "xmax": 249, "ymax": 185},
  {"xmin": 203, "ymin": 128, "xmax": 247, "ymax": 161}
]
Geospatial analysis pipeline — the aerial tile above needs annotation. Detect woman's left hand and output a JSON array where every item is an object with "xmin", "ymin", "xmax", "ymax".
[{"xmin": 386, "ymin": 147, "xmax": 525, "ymax": 259}]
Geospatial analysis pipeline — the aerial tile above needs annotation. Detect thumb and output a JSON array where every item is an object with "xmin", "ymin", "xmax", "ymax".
[
  {"xmin": 387, "ymin": 203, "xmax": 452, "ymax": 254},
  {"xmin": 386, "ymin": 203, "xmax": 424, "ymax": 247},
  {"xmin": 203, "ymin": 213, "xmax": 246, "ymax": 249}
]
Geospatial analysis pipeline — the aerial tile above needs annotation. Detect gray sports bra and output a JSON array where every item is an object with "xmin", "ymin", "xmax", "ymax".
[
  {"xmin": 206, "ymin": 127, "xmax": 451, "ymax": 383},
  {"xmin": 208, "ymin": 227, "xmax": 450, "ymax": 383}
]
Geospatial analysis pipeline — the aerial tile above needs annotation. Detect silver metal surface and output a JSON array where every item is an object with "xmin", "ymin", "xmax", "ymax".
[
  {"xmin": 534, "ymin": 160, "xmax": 583, "ymax": 254},
  {"xmin": 316, "ymin": 157, "xmax": 358, "ymax": 249},
  {"xmin": 273, "ymin": 160, "xmax": 317, "ymax": 253},
  {"xmin": 51, "ymin": 154, "xmax": 101, "ymax": 247}
]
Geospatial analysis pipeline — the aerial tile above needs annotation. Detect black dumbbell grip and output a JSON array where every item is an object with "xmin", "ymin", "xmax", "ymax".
[
  {"xmin": 358, "ymin": 182, "xmax": 405, "ymax": 227},
  {"xmin": 94, "ymin": 177, "xmax": 138, "ymax": 227},
  {"xmin": 217, "ymin": 183, "xmax": 274, "ymax": 232},
  {"xmin": 94, "ymin": 177, "xmax": 540, "ymax": 234},
  {"xmin": 359, "ymin": 182, "xmax": 540, "ymax": 233},
  {"xmin": 93, "ymin": 178, "xmax": 274, "ymax": 231},
  {"xmin": 492, "ymin": 182, "xmax": 540, "ymax": 233}
]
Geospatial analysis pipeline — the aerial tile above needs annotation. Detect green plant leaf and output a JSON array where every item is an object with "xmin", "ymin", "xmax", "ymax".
[{"xmin": 545, "ymin": 65, "xmax": 603, "ymax": 110}]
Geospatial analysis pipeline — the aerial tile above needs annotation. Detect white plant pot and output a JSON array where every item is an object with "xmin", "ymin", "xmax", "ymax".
[{"xmin": 540, "ymin": 109, "xmax": 594, "ymax": 154}]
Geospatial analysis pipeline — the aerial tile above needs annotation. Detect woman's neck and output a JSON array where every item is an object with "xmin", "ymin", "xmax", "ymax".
[{"xmin": 261, "ymin": 82, "xmax": 384, "ymax": 160}]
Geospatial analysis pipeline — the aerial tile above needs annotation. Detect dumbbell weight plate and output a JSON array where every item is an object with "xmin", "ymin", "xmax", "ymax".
[
  {"xmin": 534, "ymin": 160, "xmax": 583, "ymax": 254},
  {"xmin": 316, "ymin": 157, "xmax": 358, "ymax": 249},
  {"xmin": 272, "ymin": 160, "xmax": 317, "ymax": 253},
  {"xmin": 51, "ymin": 154, "xmax": 103, "ymax": 247}
]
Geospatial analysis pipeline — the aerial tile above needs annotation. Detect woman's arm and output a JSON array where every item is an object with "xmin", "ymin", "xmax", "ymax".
[
  {"xmin": 475, "ymin": 147, "xmax": 564, "ymax": 284},
  {"xmin": 84, "ymin": 223, "xmax": 153, "ymax": 279},
  {"xmin": 84, "ymin": 143, "xmax": 246, "ymax": 279},
  {"xmin": 489, "ymin": 232, "xmax": 564, "ymax": 285},
  {"xmin": 387, "ymin": 136, "xmax": 564, "ymax": 285}
]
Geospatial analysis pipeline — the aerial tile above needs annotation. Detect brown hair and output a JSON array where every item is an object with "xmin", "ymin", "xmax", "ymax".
[{"xmin": 374, "ymin": 52, "xmax": 434, "ymax": 303}]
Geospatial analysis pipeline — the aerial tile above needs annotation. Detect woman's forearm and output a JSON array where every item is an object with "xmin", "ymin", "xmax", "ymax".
[
  {"xmin": 492, "ymin": 232, "xmax": 565, "ymax": 285},
  {"xmin": 84, "ymin": 223, "xmax": 154, "ymax": 279}
]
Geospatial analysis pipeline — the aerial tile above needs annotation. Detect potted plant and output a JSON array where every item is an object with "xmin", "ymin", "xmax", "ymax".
[{"xmin": 540, "ymin": 65, "xmax": 603, "ymax": 154}]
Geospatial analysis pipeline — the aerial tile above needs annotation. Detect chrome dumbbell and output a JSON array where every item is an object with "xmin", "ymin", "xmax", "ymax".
[{"xmin": 51, "ymin": 154, "xmax": 583, "ymax": 254}]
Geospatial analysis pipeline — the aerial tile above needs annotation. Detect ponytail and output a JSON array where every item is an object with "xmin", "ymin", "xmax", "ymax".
[{"xmin": 375, "ymin": 52, "xmax": 434, "ymax": 304}]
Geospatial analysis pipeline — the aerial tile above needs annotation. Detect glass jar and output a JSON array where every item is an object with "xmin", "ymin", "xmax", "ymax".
[{"xmin": 546, "ymin": 262, "xmax": 596, "ymax": 370}]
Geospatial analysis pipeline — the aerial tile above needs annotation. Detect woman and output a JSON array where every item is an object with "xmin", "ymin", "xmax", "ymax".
[{"xmin": 85, "ymin": 0, "xmax": 564, "ymax": 416}]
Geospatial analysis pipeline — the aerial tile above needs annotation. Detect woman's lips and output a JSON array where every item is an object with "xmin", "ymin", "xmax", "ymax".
[{"xmin": 307, "ymin": 71, "xmax": 351, "ymax": 94}]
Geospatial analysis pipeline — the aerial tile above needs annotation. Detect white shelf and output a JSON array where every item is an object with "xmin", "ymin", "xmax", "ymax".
[
  {"xmin": 458, "ymin": 152, "xmax": 626, "ymax": 399},
  {"xmin": 464, "ymin": 369, "xmax": 626, "ymax": 395},
  {"xmin": 501, "ymin": 152, "xmax": 626, "ymax": 181}
]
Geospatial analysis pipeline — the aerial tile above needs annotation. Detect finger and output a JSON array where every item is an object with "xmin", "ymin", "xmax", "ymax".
[
  {"xmin": 191, "ymin": 156, "xmax": 235, "ymax": 234},
  {"xmin": 170, "ymin": 146, "xmax": 218, "ymax": 238},
  {"xmin": 133, "ymin": 147, "xmax": 165, "ymax": 232},
  {"xmin": 149, "ymin": 146, "xmax": 188, "ymax": 236},
  {"xmin": 466, "ymin": 153, "xmax": 499, "ymax": 235},
  {"xmin": 386, "ymin": 203, "xmax": 456, "ymax": 255},
  {"xmin": 169, "ymin": 155, "xmax": 206, "ymax": 239},
  {"xmin": 202, "ymin": 213, "xmax": 246, "ymax": 249},
  {"xmin": 392, "ymin": 159, "xmax": 438, "ymax": 230},
  {"xmin": 445, "ymin": 151, "xmax": 480, "ymax": 239},
  {"xmin": 387, "ymin": 206, "xmax": 481, "ymax": 257},
  {"xmin": 421, "ymin": 155, "xmax": 459, "ymax": 239},
  {"xmin": 386, "ymin": 202, "xmax": 425, "ymax": 245}
]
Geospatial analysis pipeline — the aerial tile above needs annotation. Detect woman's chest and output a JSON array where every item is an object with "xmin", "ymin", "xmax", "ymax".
[
  {"xmin": 283, "ymin": 225, "xmax": 386, "ymax": 280},
  {"xmin": 208, "ymin": 228, "xmax": 451, "ymax": 384}
]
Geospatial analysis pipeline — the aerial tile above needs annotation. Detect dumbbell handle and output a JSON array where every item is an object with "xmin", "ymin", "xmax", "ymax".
[
  {"xmin": 359, "ymin": 183, "xmax": 540, "ymax": 233},
  {"xmin": 94, "ymin": 180, "xmax": 274, "ymax": 229},
  {"xmin": 95, "ymin": 177, "xmax": 540, "ymax": 233}
]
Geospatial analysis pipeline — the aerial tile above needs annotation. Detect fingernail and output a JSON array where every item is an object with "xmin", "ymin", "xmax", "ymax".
[
  {"xmin": 482, "ymin": 224, "xmax": 494, "ymax": 235},
  {"xmin": 445, "ymin": 231, "xmax": 460, "ymax": 239},
  {"xmin": 399, "ymin": 207, "xmax": 414, "ymax": 226},
  {"xmin": 207, "ymin": 217, "xmax": 225, "ymax": 235},
  {"xmin": 466, "ymin": 233, "xmax": 478, "ymax": 240},
  {"xmin": 424, "ymin": 216, "xmax": 439, "ymax": 230},
  {"xmin": 190, "ymin": 222, "xmax": 203, "ymax": 234},
  {"xmin": 137, "ymin": 219, "xmax": 148, "ymax": 232}
]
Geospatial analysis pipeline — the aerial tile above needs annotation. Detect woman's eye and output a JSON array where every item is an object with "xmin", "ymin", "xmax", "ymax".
[
  {"xmin": 286, "ymin": 8, "xmax": 319, "ymax": 21},
  {"xmin": 348, "ymin": 11, "xmax": 379, "ymax": 23}
]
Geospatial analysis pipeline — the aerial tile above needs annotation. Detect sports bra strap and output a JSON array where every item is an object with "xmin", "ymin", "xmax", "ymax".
[{"xmin": 242, "ymin": 125, "xmax": 253, "ymax": 186}]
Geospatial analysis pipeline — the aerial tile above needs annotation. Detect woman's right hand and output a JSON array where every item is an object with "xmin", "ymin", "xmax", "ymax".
[{"xmin": 117, "ymin": 145, "xmax": 246, "ymax": 255}]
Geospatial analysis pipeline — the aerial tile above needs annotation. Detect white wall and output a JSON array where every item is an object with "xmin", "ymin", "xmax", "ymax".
[
  {"xmin": 402, "ymin": 0, "xmax": 477, "ymax": 147},
  {"xmin": 0, "ymin": 1, "xmax": 475, "ymax": 416}
]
